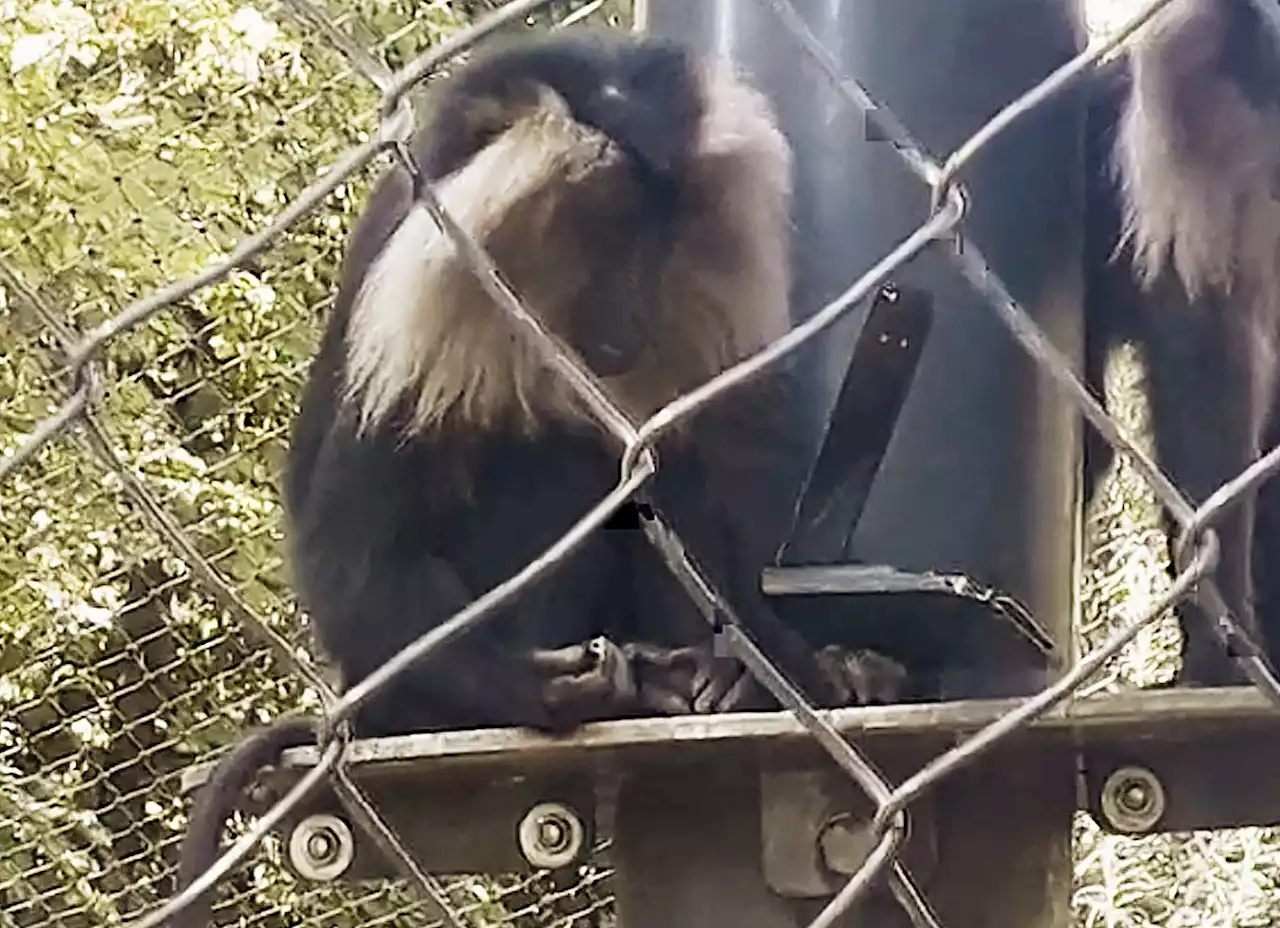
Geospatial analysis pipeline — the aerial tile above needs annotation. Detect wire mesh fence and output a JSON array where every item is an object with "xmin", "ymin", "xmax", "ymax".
[
  {"xmin": 1, "ymin": 2, "xmax": 625, "ymax": 926},
  {"xmin": 2, "ymin": 0, "xmax": 1279, "ymax": 927}
]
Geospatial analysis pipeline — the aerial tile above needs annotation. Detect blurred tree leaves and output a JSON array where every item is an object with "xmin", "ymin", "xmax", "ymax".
[{"xmin": 0, "ymin": 0, "xmax": 626, "ymax": 924}]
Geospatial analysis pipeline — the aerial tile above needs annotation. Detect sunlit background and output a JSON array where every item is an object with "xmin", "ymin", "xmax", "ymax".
[{"xmin": 1072, "ymin": 3, "xmax": 1280, "ymax": 927}]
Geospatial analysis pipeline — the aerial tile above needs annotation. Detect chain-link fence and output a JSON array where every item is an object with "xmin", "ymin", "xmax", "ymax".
[{"xmin": 3, "ymin": 0, "xmax": 1280, "ymax": 927}]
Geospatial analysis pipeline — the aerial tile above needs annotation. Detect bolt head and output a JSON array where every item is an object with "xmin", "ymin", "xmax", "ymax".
[
  {"xmin": 289, "ymin": 814, "xmax": 354, "ymax": 882},
  {"xmin": 536, "ymin": 815, "xmax": 570, "ymax": 851},
  {"xmin": 517, "ymin": 803, "xmax": 585, "ymax": 870},
  {"xmin": 1120, "ymin": 782, "xmax": 1150, "ymax": 812},
  {"xmin": 1099, "ymin": 766, "xmax": 1166, "ymax": 834},
  {"xmin": 306, "ymin": 830, "xmax": 336, "ymax": 863}
]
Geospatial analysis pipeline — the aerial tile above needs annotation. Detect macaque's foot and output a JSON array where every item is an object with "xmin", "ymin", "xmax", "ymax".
[
  {"xmin": 814, "ymin": 645, "xmax": 909, "ymax": 707},
  {"xmin": 624, "ymin": 641, "xmax": 774, "ymax": 715}
]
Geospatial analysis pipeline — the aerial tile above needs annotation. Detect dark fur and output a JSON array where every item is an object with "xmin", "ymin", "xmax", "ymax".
[
  {"xmin": 171, "ymin": 718, "xmax": 315, "ymax": 928},
  {"xmin": 299, "ymin": 29, "xmax": 827, "ymax": 733},
  {"xmin": 169, "ymin": 31, "xmax": 831, "ymax": 927},
  {"xmin": 1084, "ymin": 0, "xmax": 1280, "ymax": 684}
]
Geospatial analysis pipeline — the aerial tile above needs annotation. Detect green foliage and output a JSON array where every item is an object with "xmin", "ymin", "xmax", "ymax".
[{"xmin": 0, "ymin": 0, "xmax": 624, "ymax": 925}]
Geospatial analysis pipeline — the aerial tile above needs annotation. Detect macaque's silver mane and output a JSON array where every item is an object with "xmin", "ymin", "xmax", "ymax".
[
  {"xmin": 1115, "ymin": 0, "xmax": 1280, "ymax": 317},
  {"xmin": 342, "ymin": 54, "xmax": 794, "ymax": 438}
]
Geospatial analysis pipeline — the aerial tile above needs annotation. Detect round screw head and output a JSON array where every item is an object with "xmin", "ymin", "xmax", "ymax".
[
  {"xmin": 518, "ymin": 802, "xmax": 585, "ymax": 869},
  {"xmin": 1099, "ymin": 766, "xmax": 1166, "ymax": 834},
  {"xmin": 1120, "ymin": 783, "xmax": 1149, "ymax": 812},
  {"xmin": 288, "ymin": 814, "xmax": 355, "ymax": 882},
  {"xmin": 306, "ymin": 830, "xmax": 337, "ymax": 863},
  {"xmin": 536, "ymin": 815, "xmax": 570, "ymax": 852}
]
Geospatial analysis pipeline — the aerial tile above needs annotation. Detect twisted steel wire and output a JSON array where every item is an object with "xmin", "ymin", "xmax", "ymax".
[{"xmin": 5, "ymin": 1, "xmax": 1280, "ymax": 927}]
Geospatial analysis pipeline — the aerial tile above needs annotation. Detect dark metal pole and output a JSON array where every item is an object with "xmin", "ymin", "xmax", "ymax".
[
  {"xmin": 645, "ymin": 0, "xmax": 1086, "ymax": 696},
  {"xmin": 614, "ymin": 2, "xmax": 1087, "ymax": 926}
]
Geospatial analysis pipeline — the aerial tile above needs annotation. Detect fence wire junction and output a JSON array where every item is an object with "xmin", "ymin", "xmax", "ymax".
[{"xmin": 4, "ymin": 1, "xmax": 1280, "ymax": 928}]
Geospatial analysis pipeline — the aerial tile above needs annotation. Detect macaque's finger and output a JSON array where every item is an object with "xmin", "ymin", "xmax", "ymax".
[
  {"xmin": 690, "ymin": 655, "xmax": 743, "ymax": 713},
  {"xmin": 541, "ymin": 637, "xmax": 639, "ymax": 713},
  {"xmin": 528, "ymin": 642, "xmax": 597, "ymax": 675},
  {"xmin": 634, "ymin": 679, "xmax": 696, "ymax": 716},
  {"xmin": 623, "ymin": 641, "xmax": 703, "ymax": 671}
]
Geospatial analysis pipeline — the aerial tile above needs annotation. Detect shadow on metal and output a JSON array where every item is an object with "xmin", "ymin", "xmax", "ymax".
[
  {"xmin": 767, "ymin": 284, "xmax": 1058, "ymax": 702},
  {"xmin": 779, "ymin": 284, "xmax": 935, "ymax": 568},
  {"xmin": 763, "ymin": 564, "xmax": 1058, "ymax": 701}
]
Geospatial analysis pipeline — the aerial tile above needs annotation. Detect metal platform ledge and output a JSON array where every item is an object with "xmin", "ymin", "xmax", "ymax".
[
  {"xmin": 178, "ymin": 686, "xmax": 1280, "ymax": 888},
  {"xmin": 183, "ymin": 686, "xmax": 1280, "ymax": 793}
]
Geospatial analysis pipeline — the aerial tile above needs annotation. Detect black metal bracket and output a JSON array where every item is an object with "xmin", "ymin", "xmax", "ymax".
[
  {"xmin": 762, "ymin": 563, "xmax": 1060, "ymax": 700},
  {"xmin": 764, "ymin": 281, "xmax": 1058, "ymax": 699},
  {"xmin": 760, "ymin": 766, "xmax": 939, "ymax": 899},
  {"xmin": 778, "ymin": 282, "xmax": 934, "ymax": 567}
]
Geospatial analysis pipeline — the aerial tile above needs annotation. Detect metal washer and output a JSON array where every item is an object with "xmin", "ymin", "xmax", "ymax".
[{"xmin": 289, "ymin": 813, "xmax": 356, "ymax": 882}]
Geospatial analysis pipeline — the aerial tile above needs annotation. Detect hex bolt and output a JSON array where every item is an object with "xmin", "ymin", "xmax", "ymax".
[
  {"xmin": 288, "ymin": 813, "xmax": 355, "ymax": 882},
  {"xmin": 517, "ymin": 802, "xmax": 585, "ymax": 870},
  {"xmin": 1099, "ymin": 765, "xmax": 1166, "ymax": 834},
  {"xmin": 538, "ymin": 817, "xmax": 568, "ymax": 850},
  {"xmin": 307, "ymin": 831, "xmax": 336, "ymax": 861}
]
